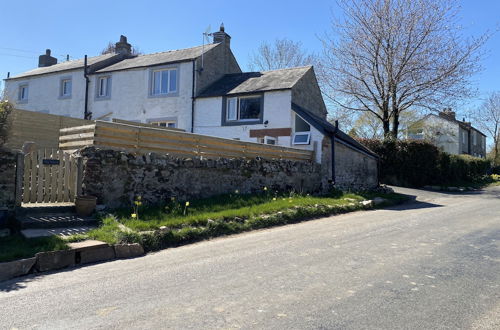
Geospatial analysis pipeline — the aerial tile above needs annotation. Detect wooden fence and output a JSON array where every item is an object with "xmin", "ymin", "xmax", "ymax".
[
  {"xmin": 59, "ymin": 121, "xmax": 314, "ymax": 162},
  {"xmin": 5, "ymin": 109, "xmax": 91, "ymax": 150}
]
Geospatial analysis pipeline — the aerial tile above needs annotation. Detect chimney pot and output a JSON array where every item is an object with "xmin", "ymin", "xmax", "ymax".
[{"xmin": 213, "ymin": 23, "xmax": 231, "ymax": 48}]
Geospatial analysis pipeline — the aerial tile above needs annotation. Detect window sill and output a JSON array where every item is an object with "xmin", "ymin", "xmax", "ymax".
[
  {"xmin": 148, "ymin": 92, "xmax": 179, "ymax": 98},
  {"xmin": 95, "ymin": 96, "xmax": 111, "ymax": 101},
  {"xmin": 17, "ymin": 100, "xmax": 28, "ymax": 104},
  {"xmin": 58, "ymin": 96, "xmax": 72, "ymax": 100},
  {"xmin": 223, "ymin": 120, "xmax": 262, "ymax": 126}
]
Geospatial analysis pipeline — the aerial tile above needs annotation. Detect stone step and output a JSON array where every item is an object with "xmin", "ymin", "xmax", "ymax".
[
  {"xmin": 19, "ymin": 214, "xmax": 97, "ymax": 229},
  {"xmin": 21, "ymin": 226, "xmax": 97, "ymax": 239},
  {"xmin": 17, "ymin": 204, "xmax": 76, "ymax": 217}
]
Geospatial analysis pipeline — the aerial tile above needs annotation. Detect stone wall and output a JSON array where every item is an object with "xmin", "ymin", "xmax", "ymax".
[
  {"xmin": 0, "ymin": 148, "xmax": 18, "ymax": 225},
  {"xmin": 334, "ymin": 141, "xmax": 379, "ymax": 189},
  {"xmin": 79, "ymin": 147, "xmax": 323, "ymax": 209}
]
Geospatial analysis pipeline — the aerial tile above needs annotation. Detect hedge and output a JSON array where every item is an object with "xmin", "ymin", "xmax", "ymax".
[{"xmin": 358, "ymin": 139, "xmax": 491, "ymax": 187}]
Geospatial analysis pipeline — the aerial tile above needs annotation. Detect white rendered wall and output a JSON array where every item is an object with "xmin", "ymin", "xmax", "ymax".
[
  {"xmin": 90, "ymin": 61, "xmax": 194, "ymax": 130},
  {"xmin": 424, "ymin": 116, "xmax": 460, "ymax": 155},
  {"xmin": 193, "ymin": 90, "xmax": 323, "ymax": 163},
  {"xmin": 4, "ymin": 70, "xmax": 87, "ymax": 118}
]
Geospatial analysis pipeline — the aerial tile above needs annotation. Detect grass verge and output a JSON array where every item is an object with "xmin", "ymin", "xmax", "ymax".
[
  {"xmin": 68, "ymin": 190, "xmax": 408, "ymax": 252},
  {"xmin": 0, "ymin": 235, "xmax": 69, "ymax": 263}
]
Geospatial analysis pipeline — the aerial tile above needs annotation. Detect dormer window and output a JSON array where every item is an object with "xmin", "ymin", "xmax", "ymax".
[
  {"xmin": 59, "ymin": 77, "xmax": 72, "ymax": 98},
  {"xmin": 18, "ymin": 84, "xmax": 29, "ymax": 102},
  {"xmin": 150, "ymin": 67, "xmax": 178, "ymax": 96}
]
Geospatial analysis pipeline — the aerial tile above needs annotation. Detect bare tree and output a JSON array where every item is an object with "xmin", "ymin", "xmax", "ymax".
[
  {"xmin": 100, "ymin": 42, "xmax": 142, "ymax": 56},
  {"xmin": 248, "ymin": 38, "xmax": 316, "ymax": 71},
  {"xmin": 472, "ymin": 92, "xmax": 500, "ymax": 163},
  {"xmin": 317, "ymin": 0, "xmax": 489, "ymax": 139}
]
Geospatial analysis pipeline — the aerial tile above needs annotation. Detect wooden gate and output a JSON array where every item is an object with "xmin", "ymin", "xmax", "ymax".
[{"xmin": 22, "ymin": 149, "xmax": 82, "ymax": 204}]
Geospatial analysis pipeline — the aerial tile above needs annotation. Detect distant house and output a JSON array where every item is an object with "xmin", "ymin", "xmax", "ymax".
[
  {"xmin": 407, "ymin": 109, "xmax": 487, "ymax": 158},
  {"xmin": 3, "ymin": 24, "xmax": 379, "ymax": 189}
]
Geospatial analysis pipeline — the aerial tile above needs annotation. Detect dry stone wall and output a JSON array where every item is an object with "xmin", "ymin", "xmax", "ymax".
[
  {"xmin": 0, "ymin": 148, "xmax": 17, "ymax": 225},
  {"xmin": 79, "ymin": 147, "xmax": 324, "ymax": 208},
  {"xmin": 334, "ymin": 141, "xmax": 378, "ymax": 189}
]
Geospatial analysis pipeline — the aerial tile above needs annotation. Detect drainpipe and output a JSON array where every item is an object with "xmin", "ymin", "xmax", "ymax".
[
  {"xmin": 83, "ymin": 55, "xmax": 91, "ymax": 120},
  {"xmin": 330, "ymin": 120, "xmax": 339, "ymax": 184},
  {"xmin": 191, "ymin": 60, "xmax": 196, "ymax": 133}
]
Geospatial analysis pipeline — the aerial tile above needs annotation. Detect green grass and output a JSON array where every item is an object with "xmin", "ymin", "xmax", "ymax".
[
  {"xmin": 68, "ymin": 190, "xmax": 407, "ymax": 252},
  {"xmin": 0, "ymin": 235, "xmax": 69, "ymax": 263},
  {"xmin": 440, "ymin": 174, "xmax": 500, "ymax": 189}
]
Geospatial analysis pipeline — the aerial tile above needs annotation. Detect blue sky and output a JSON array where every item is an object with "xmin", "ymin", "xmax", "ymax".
[{"xmin": 1, "ymin": 0, "xmax": 498, "ymax": 120}]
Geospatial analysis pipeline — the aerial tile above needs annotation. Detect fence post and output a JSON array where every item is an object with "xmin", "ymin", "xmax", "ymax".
[
  {"xmin": 75, "ymin": 156, "xmax": 83, "ymax": 197},
  {"xmin": 14, "ymin": 152, "xmax": 24, "ymax": 207}
]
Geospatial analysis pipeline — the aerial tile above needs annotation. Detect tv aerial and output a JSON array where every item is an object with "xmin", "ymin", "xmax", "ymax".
[{"xmin": 200, "ymin": 25, "xmax": 213, "ymax": 72}]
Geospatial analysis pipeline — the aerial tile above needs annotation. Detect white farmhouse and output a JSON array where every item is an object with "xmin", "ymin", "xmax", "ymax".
[{"xmin": 407, "ymin": 109, "xmax": 487, "ymax": 158}]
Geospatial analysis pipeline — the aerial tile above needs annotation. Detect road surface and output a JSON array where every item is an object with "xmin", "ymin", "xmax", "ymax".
[{"xmin": 1, "ymin": 186, "xmax": 499, "ymax": 329}]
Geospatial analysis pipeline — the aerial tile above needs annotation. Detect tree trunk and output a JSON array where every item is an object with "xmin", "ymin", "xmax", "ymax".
[{"xmin": 391, "ymin": 113, "xmax": 399, "ymax": 140}]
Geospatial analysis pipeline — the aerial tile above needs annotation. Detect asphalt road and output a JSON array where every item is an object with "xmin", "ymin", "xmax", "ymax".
[{"xmin": 1, "ymin": 186, "xmax": 499, "ymax": 330}]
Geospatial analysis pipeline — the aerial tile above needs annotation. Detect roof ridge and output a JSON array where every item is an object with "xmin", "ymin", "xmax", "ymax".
[
  {"xmin": 133, "ymin": 43, "xmax": 215, "ymax": 58},
  {"xmin": 260, "ymin": 65, "xmax": 312, "ymax": 73}
]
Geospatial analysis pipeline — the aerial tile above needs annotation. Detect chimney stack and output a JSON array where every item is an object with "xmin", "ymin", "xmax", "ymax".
[
  {"xmin": 439, "ymin": 107, "xmax": 456, "ymax": 120},
  {"xmin": 212, "ymin": 23, "xmax": 231, "ymax": 48},
  {"xmin": 115, "ymin": 35, "xmax": 132, "ymax": 55},
  {"xmin": 38, "ymin": 49, "xmax": 57, "ymax": 67}
]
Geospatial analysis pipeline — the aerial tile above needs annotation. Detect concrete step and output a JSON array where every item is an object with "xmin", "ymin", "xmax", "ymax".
[
  {"xmin": 21, "ymin": 226, "xmax": 97, "ymax": 239},
  {"xmin": 18, "ymin": 214, "xmax": 98, "ymax": 229},
  {"xmin": 18, "ymin": 203, "xmax": 76, "ymax": 216}
]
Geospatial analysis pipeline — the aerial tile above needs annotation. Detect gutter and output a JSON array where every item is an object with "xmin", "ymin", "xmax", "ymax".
[
  {"xmin": 83, "ymin": 55, "xmax": 91, "ymax": 120},
  {"xmin": 191, "ymin": 60, "xmax": 196, "ymax": 133}
]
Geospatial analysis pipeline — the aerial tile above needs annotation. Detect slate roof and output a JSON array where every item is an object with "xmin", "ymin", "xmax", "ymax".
[
  {"xmin": 415, "ymin": 114, "xmax": 486, "ymax": 137},
  {"xmin": 197, "ymin": 66, "xmax": 312, "ymax": 97},
  {"xmin": 291, "ymin": 103, "xmax": 379, "ymax": 159},
  {"xmin": 8, "ymin": 53, "xmax": 119, "ymax": 80},
  {"xmin": 95, "ymin": 43, "xmax": 219, "ymax": 73}
]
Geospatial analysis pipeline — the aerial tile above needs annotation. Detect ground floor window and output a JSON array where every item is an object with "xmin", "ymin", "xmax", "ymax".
[{"xmin": 293, "ymin": 114, "xmax": 311, "ymax": 145}]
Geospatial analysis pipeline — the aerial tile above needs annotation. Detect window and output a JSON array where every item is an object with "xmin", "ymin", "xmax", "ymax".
[
  {"xmin": 18, "ymin": 84, "xmax": 28, "ymax": 102},
  {"xmin": 462, "ymin": 132, "xmax": 466, "ymax": 144},
  {"xmin": 151, "ymin": 68, "xmax": 178, "ymax": 96},
  {"xmin": 97, "ymin": 76, "xmax": 111, "ymax": 98},
  {"xmin": 293, "ymin": 113, "xmax": 311, "ymax": 145},
  {"xmin": 259, "ymin": 136, "xmax": 276, "ymax": 145},
  {"xmin": 150, "ymin": 120, "xmax": 176, "ymax": 128},
  {"xmin": 225, "ymin": 95, "xmax": 262, "ymax": 123},
  {"xmin": 473, "ymin": 132, "xmax": 477, "ymax": 145},
  {"xmin": 60, "ymin": 78, "xmax": 72, "ymax": 98}
]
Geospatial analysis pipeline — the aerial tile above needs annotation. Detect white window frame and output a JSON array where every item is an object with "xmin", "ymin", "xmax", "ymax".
[
  {"xmin": 18, "ymin": 84, "xmax": 29, "ymax": 102},
  {"xmin": 293, "ymin": 132, "xmax": 311, "ymax": 145},
  {"xmin": 150, "ymin": 67, "xmax": 178, "ymax": 96},
  {"xmin": 59, "ymin": 77, "xmax": 72, "ymax": 99},
  {"xmin": 225, "ymin": 95, "xmax": 262, "ymax": 122},
  {"xmin": 293, "ymin": 113, "xmax": 312, "ymax": 145},
  {"xmin": 473, "ymin": 132, "xmax": 477, "ymax": 145},
  {"xmin": 97, "ymin": 76, "xmax": 111, "ymax": 99},
  {"xmin": 150, "ymin": 120, "xmax": 177, "ymax": 128},
  {"xmin": 259, "ymin": 136, "xmax": 277, "ymax": 145}
]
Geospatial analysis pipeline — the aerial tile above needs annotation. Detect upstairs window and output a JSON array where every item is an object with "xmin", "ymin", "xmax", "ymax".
[
  {"xmin": 225, "ymin": 95, "xmax": 263, "ymax": 124},
  {"xmin": 60, "ymin": 78, "xmax": 72, "ymax": 98},
  {"xmin": 18, "ymin": 84, "xmax": 29, "ymax": 102},
  {"xmin": 293, "ymin": 114, "xmax": 311, "ymax": 145},
  {"xmin": 151, "ymin": 68, "xmax": 178, "ymax": 96},
  {"xmin": 97, "ymin": 76, "xmax": 111, "ymax": 98}
]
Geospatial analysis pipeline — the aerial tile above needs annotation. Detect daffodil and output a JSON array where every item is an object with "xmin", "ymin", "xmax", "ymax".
[
  {"xmin": 185, "ymin": 201, "xmax": 190, "ymax": 207},
  {"xmin": 131, "ymin": 213, "xmax": 137, "ymax": 218},
  {"xmin": 272, "ymin": 197, "xmax": 277, "ymax": 201},
  {"xmin": 263, "ymin": 187, "xmax": 268, "ymax": 191}
]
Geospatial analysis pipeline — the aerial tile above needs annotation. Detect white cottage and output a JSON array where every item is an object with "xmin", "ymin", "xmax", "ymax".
[{"xmin": 3, "ymin": 25, "xmax": 379, "ymax": 188}]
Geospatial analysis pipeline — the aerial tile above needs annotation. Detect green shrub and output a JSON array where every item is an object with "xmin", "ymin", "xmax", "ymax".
[
  {"xmin": 358, "ymin": 138, "xmax": 491, "ymax": 187},
  {"xmin": 0, "ymin": 100, "xmax": 13, "ymax": 146}
]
